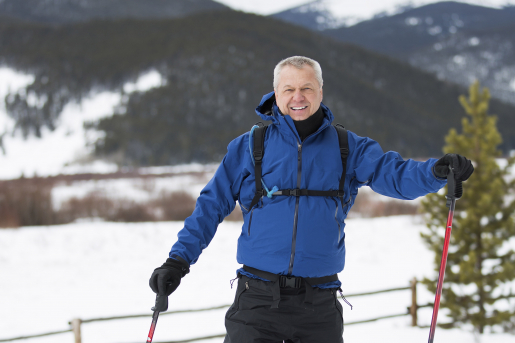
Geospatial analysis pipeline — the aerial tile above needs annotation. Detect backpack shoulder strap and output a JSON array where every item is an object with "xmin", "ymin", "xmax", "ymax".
[
  {"xmin": 333, "ymin": 124, "xmax": 349, "ymax": 207},
  {"xmin": 249, "ymin": 123, "xmax": 268, "ymax": 210}
]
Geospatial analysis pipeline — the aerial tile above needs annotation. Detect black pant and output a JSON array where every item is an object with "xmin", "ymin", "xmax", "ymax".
[{"xmin": 224, "ymin": 275, "xmax": 344, "ymax": 343}]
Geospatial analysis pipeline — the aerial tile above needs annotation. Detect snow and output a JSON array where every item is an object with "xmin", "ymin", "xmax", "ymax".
[
  {"xmin": 50, "ymin": 163, "xmax": 219, "ymax": 211},
  {"xmin": 428, "ymin": 25, "xmax": 443, "ymax": 35},
  {"xmin": 122, "ymin": 69, "xmax": 167, "ymax": 94},
  {"xmin": 0, "ymin": 67, "xmax": 34, "ymax": 133},
  {"xmin": 0, "ymin": 68, "xmax": 167, "ymax": 180},
  {"xmin": 405, "ymin": 17, "xmax": 422, "ymax": 25},
  {"xmin": 469, "ymin": 37, "xmax": 481, "ymax": 46},
  {"xmin": 214, "ymin": 0, "xmax": 515, "ymax": 23},
  {"xmin": 0, "ymin": 91, "xmax": 121, "ymax": 179},
  {"xmin": 1, "ymin": 216, "xmax": 514, "ymax": 343},
  {"xmin": 51, "ymin": 172, "xmax": 214, "ymax": 210},
  {"xmin": 453, "ymin": 55, "xmax": 466, "ymax": 65}
]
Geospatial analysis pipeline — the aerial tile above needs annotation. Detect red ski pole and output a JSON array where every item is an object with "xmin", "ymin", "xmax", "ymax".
[
  {"xmin": 428, "ymin": 167, "xmax": 463, "ymax": 343},
  {"xmin": 146, "ymin": 294, "xmax": 168, "ymax": 343}
]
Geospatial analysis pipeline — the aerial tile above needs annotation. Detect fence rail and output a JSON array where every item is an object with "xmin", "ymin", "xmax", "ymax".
[
  {"xmin": 0, "ymin": 329, "xmax": 73, "ymax": 342},
  {"xmin": 0, "ymin": 278, "xmax": 422, "ymax": 343}
]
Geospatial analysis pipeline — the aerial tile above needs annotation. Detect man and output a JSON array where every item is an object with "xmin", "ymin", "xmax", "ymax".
[{"xmin": 149, "ymin": 56, "xmax": 473, "ymax": 342}]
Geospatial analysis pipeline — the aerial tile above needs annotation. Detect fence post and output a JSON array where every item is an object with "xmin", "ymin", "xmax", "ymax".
[
  {"xmin": 71, "ymin": 318, "xmax": 82, "ymax": 343},
  {"xmin": 410, "ymin": 277, "xmax": 417, "ymax": 327}
]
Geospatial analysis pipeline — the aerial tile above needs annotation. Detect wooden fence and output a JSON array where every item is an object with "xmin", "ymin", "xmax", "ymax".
[{"xmin": 0, "ymin": 278, "xmax": 431, "ymax": 343}]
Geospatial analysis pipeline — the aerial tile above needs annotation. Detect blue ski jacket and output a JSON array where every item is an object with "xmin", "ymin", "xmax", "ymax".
[{"xmin": 170, "ymin": 91, "xmax": 446, "ymax": 280}]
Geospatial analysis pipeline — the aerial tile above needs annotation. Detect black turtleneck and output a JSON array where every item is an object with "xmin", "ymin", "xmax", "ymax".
[{"xmin": 292, "ymin": 106, "xmax": 324, "ymax": 142}]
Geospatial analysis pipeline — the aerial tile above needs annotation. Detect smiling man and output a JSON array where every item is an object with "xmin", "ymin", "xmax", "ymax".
[
  {"xmin": 149, "ymin": 56, "xmax": 474, "ymax": 342},
  {"xmin": 274, "ymin": 60, "xmax": 323, "ymax": 121}
]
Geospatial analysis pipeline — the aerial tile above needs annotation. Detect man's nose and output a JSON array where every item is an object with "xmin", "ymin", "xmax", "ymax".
[{"xmin": 292, "ymin": 90, "xmax": 305, "ymax": 101}]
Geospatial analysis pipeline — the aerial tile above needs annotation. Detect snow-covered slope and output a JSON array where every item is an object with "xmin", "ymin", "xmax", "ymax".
[
  {"xmin": 0, "ymin": 67, "xmax": 166, "ymax": 179},
  {"xmin": 269, "ymin": 0, "xmax": 515, "ymax": 29},
  {"xmin": 1, "ymin": 216, "xmax": 514, "ymax": 342}
]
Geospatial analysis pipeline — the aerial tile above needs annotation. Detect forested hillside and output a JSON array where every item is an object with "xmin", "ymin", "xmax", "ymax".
[
  {"xmin": 1, "ymin": 10, "xmax": 515, "ymax": 165},
  {"xmin": 0, "ymin": 0, "xmax": 229, "ymax": 23}
]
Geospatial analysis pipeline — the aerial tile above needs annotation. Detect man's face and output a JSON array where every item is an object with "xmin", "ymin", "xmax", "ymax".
[{"xmin": 274, "ymin": 65, "xmax": 323, "ymax": 121}]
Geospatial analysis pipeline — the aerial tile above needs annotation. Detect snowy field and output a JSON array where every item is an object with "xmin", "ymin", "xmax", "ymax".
[{"xmin": 1, "ymin": 216, "xmax": 514, "ymax": 343}]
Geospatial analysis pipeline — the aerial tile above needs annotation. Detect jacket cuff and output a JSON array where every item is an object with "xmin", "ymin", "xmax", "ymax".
[
  {"xmin": 166, "ymin": 255, "xmax": 190, "ymax": 276},
  {"xmin": 432, "ymin": 165, "xmax": 447, "ymax": 181}
]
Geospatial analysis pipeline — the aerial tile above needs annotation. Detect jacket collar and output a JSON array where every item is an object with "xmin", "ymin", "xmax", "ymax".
[{"xmin": 255, "ymin": 91, "xmax": 334, "ymax": 141}]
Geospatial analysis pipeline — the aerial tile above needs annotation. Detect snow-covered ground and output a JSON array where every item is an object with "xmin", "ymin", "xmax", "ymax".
[
  {"xmin": 1, "ymin": 216, "xmax": 514, "ymax": 343},
  {"xmin": 50, "ymin": 164, "xmax": 219, "ymax": 211}
]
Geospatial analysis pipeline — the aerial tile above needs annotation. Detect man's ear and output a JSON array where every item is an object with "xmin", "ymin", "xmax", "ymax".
[{"xmin": 320, "ymin": 88, "xmax": 323, "ymax": 101}]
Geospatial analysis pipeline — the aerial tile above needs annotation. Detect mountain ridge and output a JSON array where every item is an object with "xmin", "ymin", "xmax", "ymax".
[
  {"xmin": 274, "ymin": 1, "xmax": 515, "ymax": 106},
  {"xmin": 1, "ymin": 10, "xmax": 514, "ymax": 166}
]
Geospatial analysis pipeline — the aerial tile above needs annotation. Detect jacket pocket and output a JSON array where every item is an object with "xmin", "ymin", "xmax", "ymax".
[
  {"xmin": 247, "ymin": 207, "xmax": 255, "ymax": 236},
  {"xmin": 247, "ymin": 198, "xmax": 262, "ymax": 236},
  {"xmin": 235, "ymin": 280, "xmax": 249, "ymax": 310},
  {"xmin": 331, "ymin": 289, "xmax": 344, "ymax": 328}
]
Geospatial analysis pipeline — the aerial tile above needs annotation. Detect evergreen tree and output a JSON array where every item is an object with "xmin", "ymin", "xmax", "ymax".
[{"xmin": 421, "ymin": 81, "xmax": 515, "ymax": 333}]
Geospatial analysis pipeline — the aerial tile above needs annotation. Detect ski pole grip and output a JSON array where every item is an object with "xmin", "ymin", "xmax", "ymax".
[
  {"xmin": 151, "ymin": 294, "xmax": 168, "ymax": 312},
  {"xmin": 445, "ymin": 166, "xmax": 462, "ymax": 208}
]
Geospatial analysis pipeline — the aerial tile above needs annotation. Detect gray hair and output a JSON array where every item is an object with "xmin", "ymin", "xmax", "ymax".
[{"xmin": 273, "ymin": 56, "xmax": 323, "ymax": 89}]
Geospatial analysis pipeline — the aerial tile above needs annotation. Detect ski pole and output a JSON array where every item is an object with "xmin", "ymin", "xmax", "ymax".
[
  {"xmin": 146, "ymin": 294, "xmax": 168, "ymax": 343},
  {"xmin": 428, "ymin": 166, "xmax": 463, "ymax": 343}
]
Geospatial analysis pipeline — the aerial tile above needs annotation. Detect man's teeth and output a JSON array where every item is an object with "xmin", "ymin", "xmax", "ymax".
[{"xmin": 292, "ymin": 106, "xmax": 307, "ymax": 110}]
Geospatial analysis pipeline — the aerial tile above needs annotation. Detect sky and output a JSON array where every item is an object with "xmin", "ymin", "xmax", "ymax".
[{"xmin": 213, "ymin": 0, "xmax": 515, "ymax": 17}]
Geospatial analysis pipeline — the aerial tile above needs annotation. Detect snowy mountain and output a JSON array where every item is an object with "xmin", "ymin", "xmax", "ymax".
[
  {"xmin": 273, "ymin": 1, "xmax": 515, "ymax": 105},
  {"xmin": 271, "ymin": 0, "xmax": 415, "ymax": 30},
  {"xmin": 271, "ymin": 0, "xmax": 515, "ymax": 30}
]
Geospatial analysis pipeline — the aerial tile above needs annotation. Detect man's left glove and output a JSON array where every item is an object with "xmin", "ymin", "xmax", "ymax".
[
  {"xmin": 433, "ymin": 153, "xmax": 474, "ymax": 181},
  {"xmin": 149, "ymin": 257, "xmax": 190, "ymax": 296}
]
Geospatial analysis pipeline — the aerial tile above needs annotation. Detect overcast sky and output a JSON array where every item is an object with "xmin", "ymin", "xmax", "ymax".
[{"xmin": 213, "ymin": 0, "xmax": 515, "ymax": 17}]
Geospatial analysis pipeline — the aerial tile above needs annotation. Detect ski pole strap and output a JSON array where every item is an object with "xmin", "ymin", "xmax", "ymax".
[{"xmin": 242, "ymin": 265, "xmax": 338, "ymax": 309}]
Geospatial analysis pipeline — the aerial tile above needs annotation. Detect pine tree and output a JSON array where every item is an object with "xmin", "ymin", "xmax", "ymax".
[{"xmin": 421, "ymin": 81, "xmax": 515, "ymax": 333}]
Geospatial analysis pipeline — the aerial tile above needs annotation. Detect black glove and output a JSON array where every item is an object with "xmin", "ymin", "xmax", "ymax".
[
  {"xmin": 149, "ymin": 257, "xmax": 190, "ymax": 296},
  {"xmin": 434, "ymin": 154, "xmax": 474, "ymax": 181}
]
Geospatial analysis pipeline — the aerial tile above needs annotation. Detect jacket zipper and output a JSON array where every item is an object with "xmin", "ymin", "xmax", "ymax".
[
  {"xmin": 284, "ymin": 119, "xmax": 330, "ymax": 276},
  {"xmin": 288, "ymin": 143, "xmax": 302, "ymax": 275}
]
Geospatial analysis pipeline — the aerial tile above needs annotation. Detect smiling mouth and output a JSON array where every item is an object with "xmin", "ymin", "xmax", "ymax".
[{"xmin": 291, "ymin": 106, "xmax": 308, "ymax": 111}]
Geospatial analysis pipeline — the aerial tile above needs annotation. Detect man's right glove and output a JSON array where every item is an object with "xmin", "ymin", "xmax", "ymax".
[
  {"xmin": 149, "ymin": 257, "xmax": 190, "ymax": 296},
  {"xmin": 433, "ymin": 153, "xmax": 474, "ymax": 181}
]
